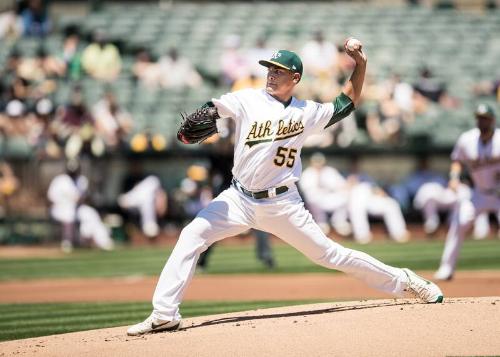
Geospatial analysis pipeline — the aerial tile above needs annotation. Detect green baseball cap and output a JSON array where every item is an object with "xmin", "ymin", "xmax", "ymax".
[
  {"xmin": 259, "ymin": 50, "xmax": 303, "ymax": 76},
  {"xmin": 475, "ymin": 103, "xmax": 496, "ymax": 118}
]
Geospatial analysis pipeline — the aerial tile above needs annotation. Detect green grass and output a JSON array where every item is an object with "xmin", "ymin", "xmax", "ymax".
[
  {"xmin": 0, "ymin": 239, "xmax": 499, "ymax": 280},
  {"xmin": 0, "ymin": 300, "xmax": 322, "ymax": 342}
]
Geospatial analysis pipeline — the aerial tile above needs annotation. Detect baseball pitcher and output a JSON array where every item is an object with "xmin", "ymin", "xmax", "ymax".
[{"xmin": 127, "ymin": 39, "xmax": 443, "ymax": 336}]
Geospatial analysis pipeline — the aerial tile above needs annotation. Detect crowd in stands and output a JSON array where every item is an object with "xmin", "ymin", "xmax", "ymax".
[
  {"xmin": 0, "ymin": 1, "xmax": 499, "ymax": 250},
  {"xmin": 1, "ymin": 2, "xmax": 499, "ymax": 161}
]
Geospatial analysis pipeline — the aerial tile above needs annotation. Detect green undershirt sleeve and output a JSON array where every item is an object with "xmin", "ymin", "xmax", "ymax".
[{"xmin": 324, "ymin": 92, "xmax": 355, "ymax": 129}]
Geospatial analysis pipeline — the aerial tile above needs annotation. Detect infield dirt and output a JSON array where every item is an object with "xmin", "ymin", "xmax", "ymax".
[{"xmin": 1, "ymin": 297, "xmax": 499, "ymax": 356}]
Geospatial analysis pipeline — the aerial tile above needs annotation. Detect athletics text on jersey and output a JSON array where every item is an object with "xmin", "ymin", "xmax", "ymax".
[{"xmin": 213, "ymin": 88, "xmax": 345, "ymax": 191}]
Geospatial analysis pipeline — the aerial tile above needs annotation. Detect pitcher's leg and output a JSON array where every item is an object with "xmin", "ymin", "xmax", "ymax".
[
  {"xmin": 152, "ymin": 187, "xmax": 250, "ymax": 321},
  {"xmin": 259, "ymin": 200, "xmax": 407, "ymax": 296}
]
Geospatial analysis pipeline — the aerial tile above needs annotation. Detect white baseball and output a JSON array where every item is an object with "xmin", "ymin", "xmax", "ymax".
[{"xmin": 346, "ymin": 38, "xmax": 362, "ymax": 51}]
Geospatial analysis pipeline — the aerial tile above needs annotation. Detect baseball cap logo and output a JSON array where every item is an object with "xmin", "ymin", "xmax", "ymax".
[{"xmin": 271, "ymin": 51, "xmax": 282, "ymax": 59}]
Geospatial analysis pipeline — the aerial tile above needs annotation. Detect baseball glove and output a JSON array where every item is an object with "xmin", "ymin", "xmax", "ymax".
[{"xmin": 177, "ymin": 106, "xmax": 220, "ymax": 144}]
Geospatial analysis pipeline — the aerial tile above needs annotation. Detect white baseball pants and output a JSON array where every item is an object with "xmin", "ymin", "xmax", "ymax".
[
  {"xmin": 77, "ymin": 205, "xmax": 114, "ymax": 250},
  {"xmin": 437, "ymin": 189, "xmax": 500, "ymax": 276},
  {"xmin": 152, "ymin": 185, "xmax": 409, "ymax": 321},
  {"xmin": 119, "ymin": 175, "xmax": 161, "ymax": 236},
  {"xmin": 349, "ymin": 183, "xmax": 408, "ymax": 243}
]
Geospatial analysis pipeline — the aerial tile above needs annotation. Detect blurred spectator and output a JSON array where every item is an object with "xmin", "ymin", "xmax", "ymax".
[
  {"xmin": 4, "ymin": 98, "xmax": 27, "ymax": 136},
  {"xmin": 246, "ymin": 37, "xmax": 274, "ymax": 79},
  {"xmin": 365, "ymin": 94, "xmax": 405, "ymax": 145},
  {"xmin": 231, "ymin": 74, "xmax": 264, "ymax": 92},
  {"xmin": 132, "ymin": 48, "xmax": 160, "ymax": 88},
  {"xmin": 61, "ymin": 27, "xmax": 84, "ymax": 81},
  {"xmin": 92, "ymin": 90, "xmax": 133, "ymax": 148},
  {"xmin": 118, "ymin": 175, "xmax": 167, "ymax": 239},
  {"xmin": 47, "ymin": 159, "xmax": 114, "ymax": 252},
  {"xmin": 300, "ymin": 31, "xmax": 338, "ymax": 79},
  {"xmin": 230, "ymin": 37, "xmax": 272, "ymax": 91},
  {"xmin": 0, "ymin": 161, "xmax": 19, "ymax": 217},
  {"xmin": 157, "ymin": 48, "xmax": 202, "ymax": 89},
  {"xmin": 81, "ymin": 30, "xmax": 122, "ymax": 82},
  {"xmin": 413, "ymin": 67, "xmax": 458, "ymax": 109},
  {"xmin": 414, "ymin": 67, "xmax": 445, "ymax": 103},
  {"xmin": 0, "ymin": 3, "xmax": 22, "ymax": 40},
  {"xmin": 54, "ymin": 86, "xmax": 103, "ymax": 158},
  {"xmin": 220, "ymin": 34, "xmax": 248, "ymax": 86},
  {"xmin": 20, "ymin": 0, "xmax": 51, "ymax": 37},
  {"xmin": 298, "ymin": 31, "xmax": 340, "ymax": 102},
  {"xmin": 17, "ymin": 47, "xmax": 66, "ymax": 84},
  {"xmin": 26, "ymin": 97, "xmax": 61, "ymax": 159},
  {"xmin": 6, "ymin": 76, "xmax": 30, "ymax": 103},
  {"xmin": 385, "ymin": 74, "xmax": 414, "ymax": 118},
  {"xmin": 2, "ymin": 50, "xmax": 22, "ymax": 80},
  {"xmin": 473, "ymin": 78, "xmax": 500, "ymax": 102}
]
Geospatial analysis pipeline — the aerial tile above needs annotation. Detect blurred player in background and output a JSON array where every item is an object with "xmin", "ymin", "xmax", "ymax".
[
  {"xmin": 300, "ymin": 152, "xmax": 351, "ymax": 236},
  {"xmin": 118, "ymin": 175, "xmax": 167, "ymax": 239},
  {"xmin": 434, "ymin": 104, "xmax": 500, "ymax": 281},
  {"xmin": 47, "ymin": 159, "xmax": 114, "ymax": 252},
  {"xmin": 414, "ymin": 180, "xmax": 492, "ymax": 238},
  {"xmin": 348, "ymin": 175, "xmax": 410, "ymax": 244}
]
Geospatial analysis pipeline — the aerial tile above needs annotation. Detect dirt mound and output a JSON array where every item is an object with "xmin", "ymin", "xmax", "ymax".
[{"xmin": 1, "ymin": 297, "xmax": 499, "ymax": 357}]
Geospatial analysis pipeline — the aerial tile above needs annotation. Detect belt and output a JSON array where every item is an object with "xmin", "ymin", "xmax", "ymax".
[{"xmin": 232, "ymin": 178, "xmax": 288, "ymax": 199}]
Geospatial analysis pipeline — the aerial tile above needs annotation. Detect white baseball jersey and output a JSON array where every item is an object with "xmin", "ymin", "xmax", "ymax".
[
  {"xmin": 452, "ymin": 128, "xmax": 500, "ymax": 191},
  {"xmin": 213, "ymin": 88, "xmax": 336, "ymax": 191}
]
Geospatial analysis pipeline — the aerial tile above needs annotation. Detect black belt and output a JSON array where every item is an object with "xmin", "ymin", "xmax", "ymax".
[{"xmin": 232, "ymin": 178, "xmax": 288, "ymax": 199}]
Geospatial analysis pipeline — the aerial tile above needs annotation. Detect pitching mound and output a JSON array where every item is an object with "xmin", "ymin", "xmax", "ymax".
[{"xmin": 1, "ymin": 297, "xmax": 499, "ymax": 356}]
